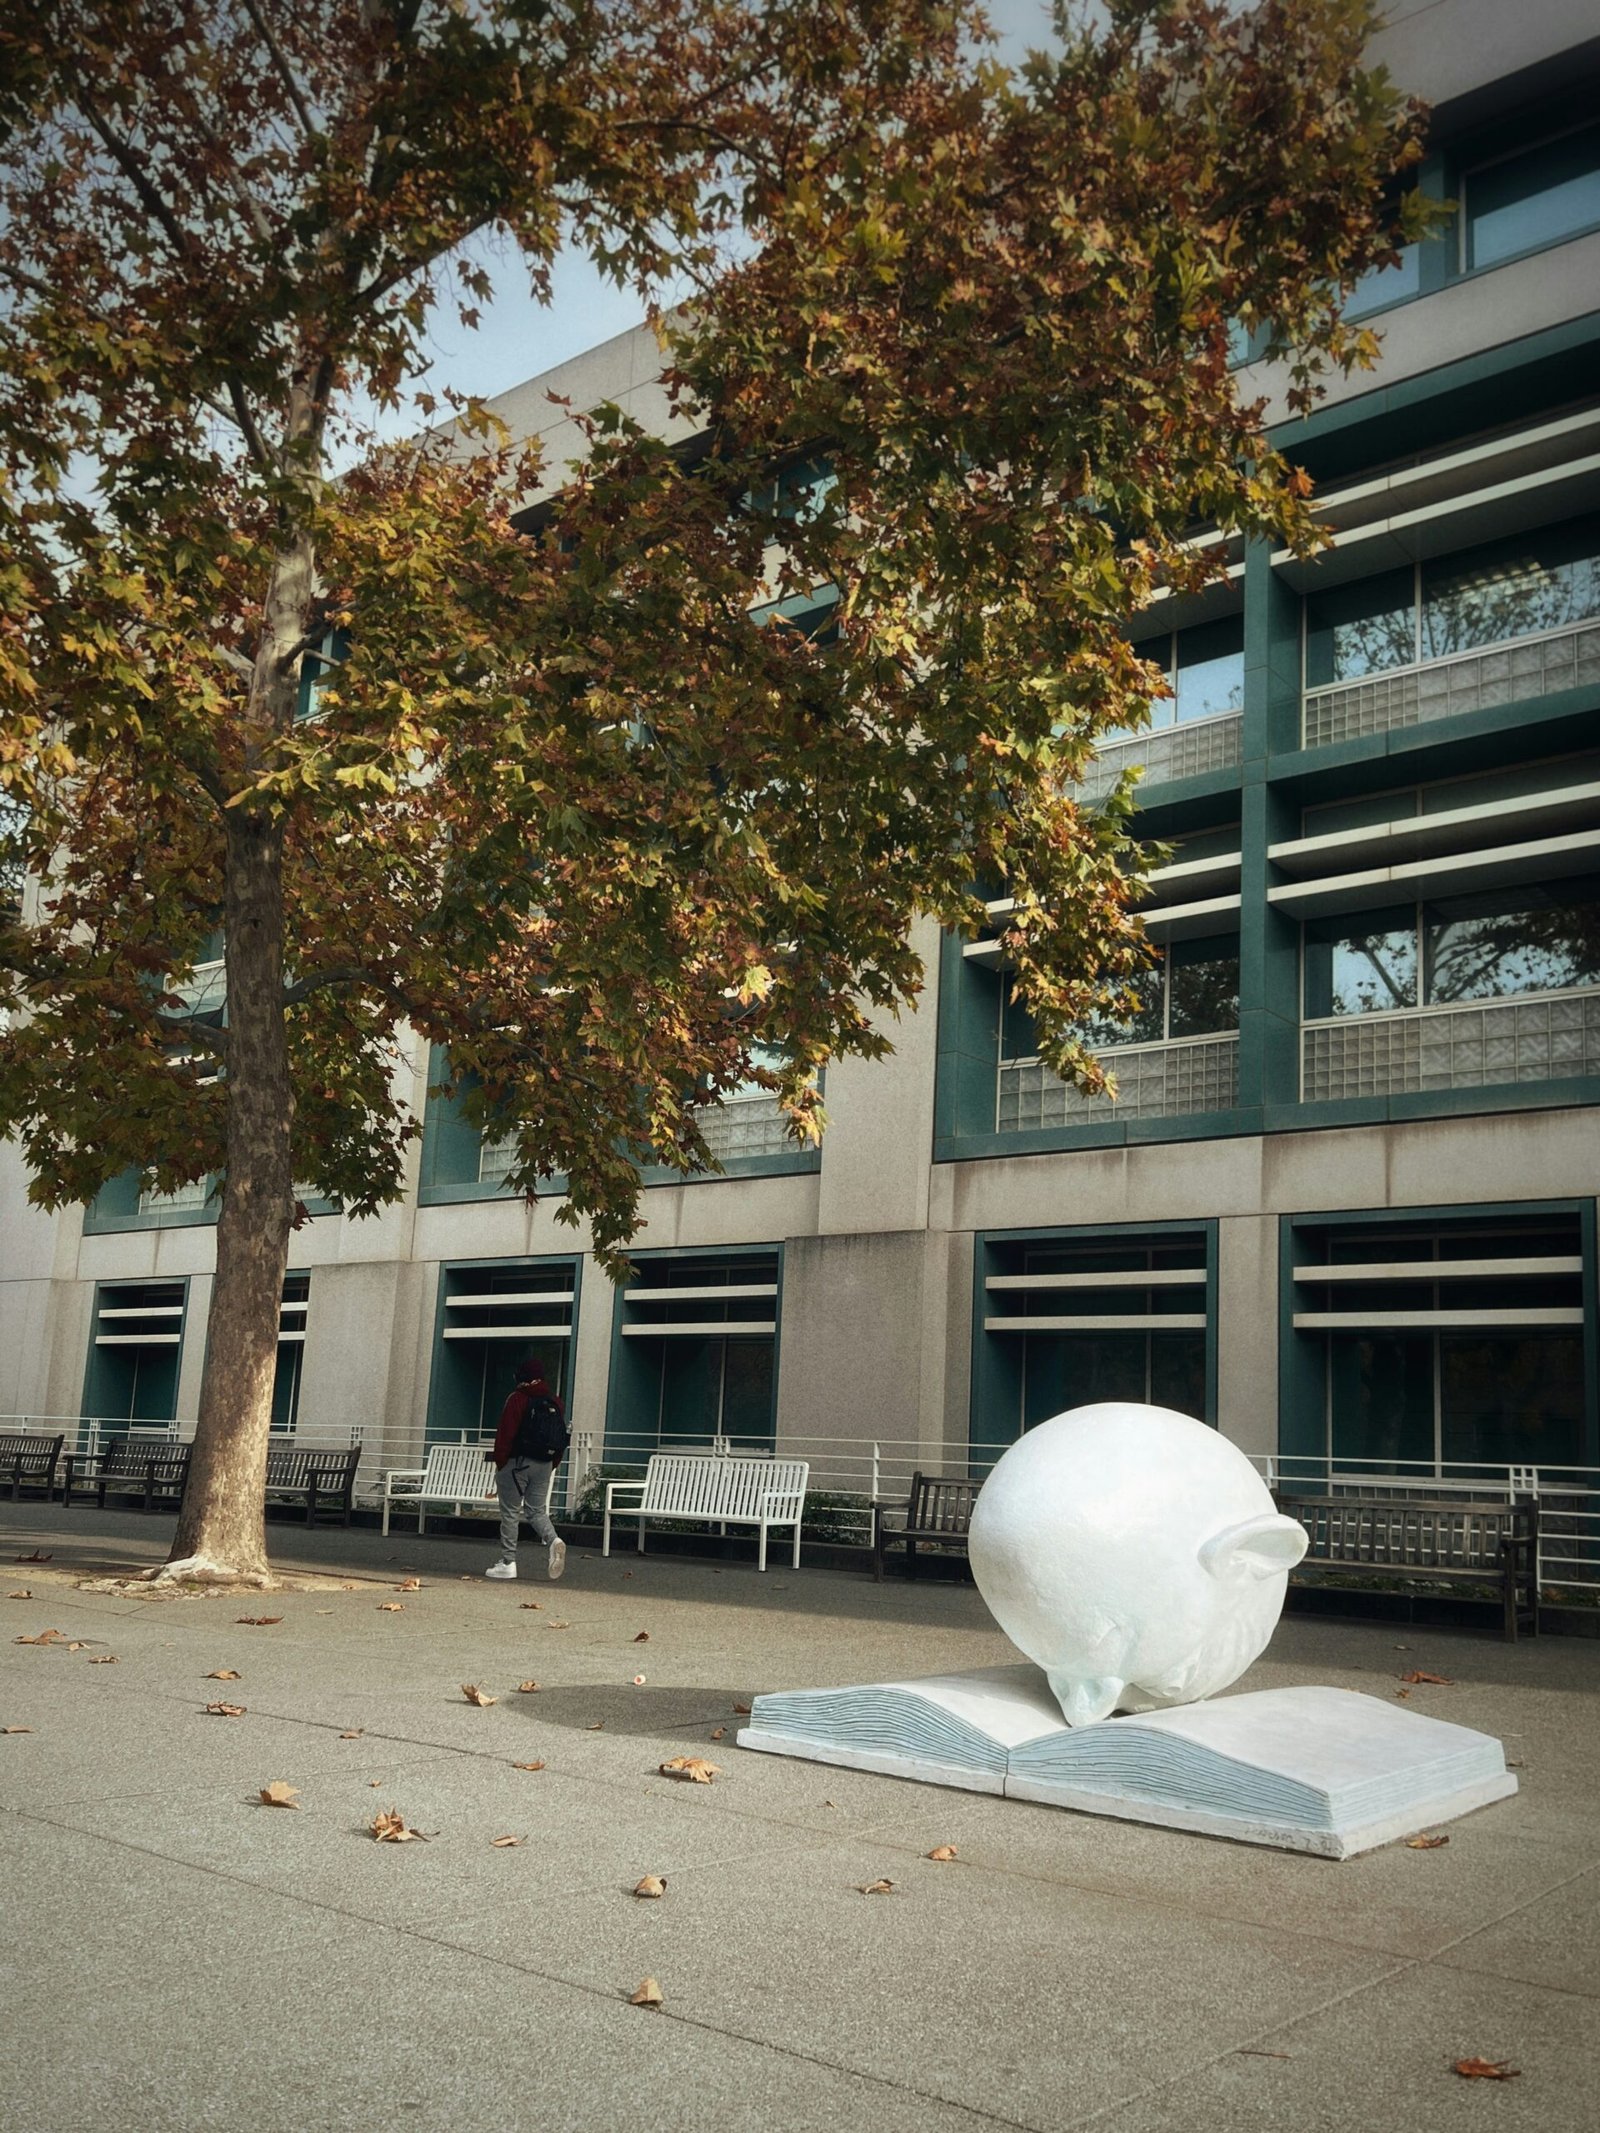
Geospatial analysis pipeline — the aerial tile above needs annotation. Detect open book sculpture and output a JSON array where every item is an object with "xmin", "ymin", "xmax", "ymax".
[{"xmin": 738, "ymin": 1404, "xmax": 1517, "ymax": 1858}]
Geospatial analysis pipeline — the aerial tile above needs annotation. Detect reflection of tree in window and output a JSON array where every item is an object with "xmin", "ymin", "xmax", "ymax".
[
  {"xmin": 1426, "ymin": 884, "xmax": 1600, "ymax": 1002},
  {"xmin": 1304, "ymin": 566, "xmax": 1414, "ymax": 685},
  {"xmin": 1423, "ymin": 517, "xmax": 1600, "ymax": 659},
  {"xmin": 1305, "ymin": 910, "xmax": 1418, "ymax": 1017}
]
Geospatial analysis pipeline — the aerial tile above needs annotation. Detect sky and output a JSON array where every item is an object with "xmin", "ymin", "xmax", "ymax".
[{"xmin": 381, "ymin": 1, "xmax": 1066, "ymax": 428}]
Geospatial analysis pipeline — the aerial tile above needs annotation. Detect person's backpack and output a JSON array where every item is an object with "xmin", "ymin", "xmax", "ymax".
[{"xmin": 511, "ymin": 1388, "xmax": 569, "ymax": 1462}]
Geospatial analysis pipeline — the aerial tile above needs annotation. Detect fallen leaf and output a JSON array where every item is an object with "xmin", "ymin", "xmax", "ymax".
[
  {"xmin": 205, "ymin": 1701, "xmax": 247, "ymax": 1717},
  {"xmin": 7, "ymin": 1590, "xmax": 30, "ymax": 1600},
  {"xmin": 88, "ymin": 1655, "xmax": 118, "ymax": 1665},
  {"xmin": 516, "ymin": 1681, "xmax": 540, "ymax": 1694},
  {"xmin": 64, "ymin": 1642, "xmax": 88, "ymax": 1651},
  {"xmin": 370, "ymin": 1807, "xmax": 429, "ymax": 1842},
  {"xmin": 396, "ymin": 1578, "xmax": 422, "ymax": 1592},
  {"xmin": 2, "ymin": 1725, "xmax": 33, "ymax": 1734},
  {"xmin": 204, "ymin": 1669, "xmax": 241, "ymax": 1681},
  {"xmin": 1399, "ymin": 1669, "xmax": 1453, "ymax": 1686},
  {"xmin": 1406, "ymin": 1833, "xmax": 1450, "ymax": 1849},
  {"xmin": 1395, "ymin": 1687, "xmax": 1412, "ymax": 1700},
  {"xmin": 258, "ymin": 1781, "xmax": 299, "ymax": 1808},
  {"xmin": 622, "ymin": 1571, "xmax": 633, "ymax": 1579},
  {"xmin": 856, "ymin": 1879, "xmax": 896, "ymax": 1896},
  {"xmin": 732, "ymin": 1702, "xmax": 751, "ymax": 1715},
  {"xmin": 368, "ymin": 1778, "xmax": 383, "ymax": 1787},
  {"xmin": 549, "ymin": 1620, "xmax": 570, "ymax": 1630},
  {"xmin": 632, "ymin": 1674, "xmax": 647, "ymax": 1685},
  {"xmin": 709, "ymin": 1727, "xmax": 726, "ymax": 1742},
  {"xmin": 519, "ymin": 1601, "xmax": 542, "ymax": 1611},
  {"xmin": 490, "ymin": 1834, "xmax": 522, "ymax": 1848},
  {"xmin": 512, "ymin": 1760, "xmax": 546, "ymax": 1772},
  {"xmin": 587, "ymin": 1721, "xmax": 605, "ymax": 1731},
  {"xmin": 927, "ymin": 1845, "xmax": 958, "ymax": 1862},
  {"xmin": 629, "ymin": 1977, "xmax": 664, "ymax": 2009},
  {"xmin": 236, "ymin": 1616, "xmax": 282, "ymax": 1627},
  {"xmin": 315, "ymin": 1609, "xmax": 333, "ymax": 1615},
  {"xmin": 340, "ymin": 1730, "xmax": 363, "ymax": 1740},
  {"xmin": 377, "ymin": 1602, "xmax": 404, "ymax": 1613},
  {"xmin": 659, "ymin": 1756, "xmax": 719, "ymax": 1784},
  {"xmin": 461, "ymin": 1683, "xmax": 497, "ymax": 1707},
  {"xmin": 15, "ymin": 1551, "xmax": 51, "ymax": 1562},
  {"xmin": 14, "ymin": 1629, "xmax": 66, "ymax": 1645},
  {"xmin": 633, "ymin": 1874, "xmax": 666, "ymax": 1899},
  {"xmin": 823, "ymin": 1800, "xmax": 837, "ymax": 1809},
  {"xmin": 633, "ymin": 1631, "xmax": 650, "ymax": 1643},
  {"xmin": 1453, "ymin": 2059, "xmax": 1520, "ymax": 2081}
]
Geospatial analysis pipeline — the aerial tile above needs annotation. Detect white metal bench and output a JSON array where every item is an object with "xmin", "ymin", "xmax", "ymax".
[
  {"xmin": 380, "ymin": 1442, "xmax": 498, "ymax": 1535},
  {"xmin": 603, "ymin": 1453, "xmax": 809, "ymax": 1571}
]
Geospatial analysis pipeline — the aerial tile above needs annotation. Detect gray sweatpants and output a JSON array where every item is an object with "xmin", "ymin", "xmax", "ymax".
[{"xmin": 496, "ymin": 1456, "xmax": 559, "ymax": 1559}]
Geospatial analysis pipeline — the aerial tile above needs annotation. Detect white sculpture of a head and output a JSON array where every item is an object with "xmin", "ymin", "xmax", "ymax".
[{"xmin": 967, "ymin": 1403, "xmax": 1308, "ymax": 1728}]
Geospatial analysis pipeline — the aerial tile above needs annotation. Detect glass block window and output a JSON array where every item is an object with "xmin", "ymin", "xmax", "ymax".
[
  {"xmin": 1304, "ymin": 513, "xmax": 1600, "ymax": 686},
  {"xmin": 1465, "ymin": 122, "xmax": 1600, "ymax": 271},
  {"xmin": 1291, "ymin": 1212, "xmax": 1590, "ymax": 1473}
]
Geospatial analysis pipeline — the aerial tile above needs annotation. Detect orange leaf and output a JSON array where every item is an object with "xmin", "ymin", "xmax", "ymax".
[
  {"xmin": 633, "ymin": 1631, "xmax": 650, "ymax": 1643},
  {"xmin": 204, "ymin": 1701, "xmax": 246, "ymax": 1717},
  {"xmin": 587, "ymin": 1721, "xmax": 605, "ymax": 1731},
  {"xmin": 2, "ymin": 1725, "xmax": 33, "ymax": 1734},
  {"xmin": 633, "ymin": 1874, "xmax": 666, "ymax": 1898},
  {"xmin": 396, "ymin": 1578, "xmax": 422, "ymax": 1591},
  {"xmin": 258, "ymin": 1781, "xmax": 299, "ymax": 1808},
  {"xmin": 462, "ymin": 1683, "xmax": 497, "ymax": 1706},
  {"xmin": 516, "ymin": 1680, "xmax": 540, "ymax": 1693},
  {"xmin": 732, "ymin": 1702, "xmax": 751, "ymax": 1715},
  {"xmin": 519, "ymin": 1601, "xmax": 542, "ymax": 1611},
  {"xmin": 927, "ymin": 1845, "xmax": 958, "ymax": 1862},
  {"xmin": 377, "ymin": 1602, "xmax": 404, "ymax": 1612},
  {"xmin": 490, "ymin": 1834, "xmax": 522, "ymax": 1848},
  {"xmin": 856, "ymin": 1879, "xmax": 897, "ymax": 1895},
  {"xmin": 1453, "ymin": 2059, "xmax": 1519, "ymax": 2081},
  {"xmin": 340, "ymin": 1730, "xmax": 363, "ymax": 1740},
  {"xmin": 1405, "ymin": 1833, "xmax": 1449, "ymax": 1849},
  {"xmin": 7, "ymin": 1590, "xmax": 30, "ymax": 1600},
  {"xmin": 709, "ymin": 1727, "xmax": 726, "ymax": 1741},
  {"xmin": 549, "ymin": 1620, "xmax": 570, "ymax": 1630},
  {"xmin": 236, "ymin": 1617, "xmax": 282, "ymax": 1627},
  {"xmin": 1399, "ymin": 1669, "xmax": 1453, "ymax": 1685},
  {"xmin": 88, "ymin": 1654, "xmax": 118, "ymax": 1665},
  {"xmin": 370, "ymin": 1807, "xmax": 428, "ymax": 1842},
  {"xmin": 14, "ymin": 1628, "xmax": 66, "ymax": 1645},
  {"xmin": 659, "ymin": 1756, "xmax": 719, "ymax": 1784},
  {"xmin": 204, "ymin": 1669, "xmax": 241, "ymax": 1681},
  {"xmin": 512, "ymin": 1760, "xmax": 546, "ymax": 1772},
  {"xmin": 629, "ymin": 1977, "xmax": 664, "ymax": 2009}
]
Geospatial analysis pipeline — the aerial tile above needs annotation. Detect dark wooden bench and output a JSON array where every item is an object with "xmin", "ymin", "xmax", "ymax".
[
  {"xmin": 264, "ymin": 1441, "xmax": 361, "ymax": 1524},
  {"xmin": 63, "ymin": 1437, "xmax": 191, "ymax": 1510},
  {"xmin": 0, "ymin": 1430, "xmax": 64, "ymax": 1500},
  {"xmin": 1275, "ymin": 1491, "xmax": 1540, "ymax": 1641},
  {"xmin": 871, "ymin": 1471, "xmax": 981, "ymax": 1581}
]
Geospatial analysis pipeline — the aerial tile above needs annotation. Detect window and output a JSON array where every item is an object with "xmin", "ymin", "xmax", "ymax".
[
  {"xmin": 1125, "ymin": 617, "xmax": 1244, "ymax": 732},
  {"xmin": 977, "ymin": 1228, "xmax": 1212, "ymax": 1446},
  {"xmin": 273, "ymin": 1273, "xmax": 309, "ymax": 1432},
  {"xmin": 1292, "ymin": 1213, "xmax": 1589, "ymax": 1473},
  {"xmin": 1304, "ymin": 881, "xmax": 1600, "ymax": 1019},
  {"xmin": 428, "ymin": 1259, "xmax": 579, "ymax": 1442},
  {"xmin": 1003, "ymin": 935, "xmax": 1240, "ymax": 1058},
  {"xmin": 84, "ymin": 1281, "xmax": 186, "ymax": 1426},
  {"xmin": 1304, "ymin": 513, "xmax": 1600, "ymax": 686},
  {"xmin": 1465, "ymin": 122, "xmax": 1600, "ymax": 271},
  {"xmin": 611, "ymin": 1251, "xmax": 779, "ymax": 1450}
]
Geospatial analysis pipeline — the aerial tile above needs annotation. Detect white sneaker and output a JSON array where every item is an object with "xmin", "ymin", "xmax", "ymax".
[
  {"xmin": 485, "ymin": 1560, "xmax": 517, "ymax": 1580},
  {"xmin": 547, "ymin": 1538, "xmax": 567, "ymax": 1581}
]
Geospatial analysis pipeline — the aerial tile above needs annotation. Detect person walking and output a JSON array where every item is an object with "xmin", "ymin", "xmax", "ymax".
[{"xmin": 484, "ymin": 1353, "xmax": 569, "ymax": 1581}]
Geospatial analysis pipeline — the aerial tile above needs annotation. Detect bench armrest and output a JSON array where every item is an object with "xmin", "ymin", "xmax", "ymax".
[
  {"xmin": 604, "ymin": 1480, "xmax": 648, "ymax": 1508},
  {"xmin": 760, "ymin": 1489, "xmax": 806, "ymax": 1518},
  {"xmin": 380, "ymin": 1467, "xmax": 426, "ymax": 1493}
]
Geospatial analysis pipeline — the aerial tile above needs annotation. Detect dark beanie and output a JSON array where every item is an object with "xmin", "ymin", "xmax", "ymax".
[{"xmin": 516, "ymin": 1353, "xmax": 546, "ymax": 1384}]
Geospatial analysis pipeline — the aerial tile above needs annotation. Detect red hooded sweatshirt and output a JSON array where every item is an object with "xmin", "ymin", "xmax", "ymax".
[{"xmin": 492, "ymin": 1368, "xmax": 565, "ymax": 1467}]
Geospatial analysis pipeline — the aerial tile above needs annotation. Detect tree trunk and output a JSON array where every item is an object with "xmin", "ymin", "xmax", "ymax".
[{"xmin": 163, "ymin": 806, "xmax": 295, "ymax": 1584}]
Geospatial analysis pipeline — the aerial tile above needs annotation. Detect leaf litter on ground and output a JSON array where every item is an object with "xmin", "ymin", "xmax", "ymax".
[
  {"xmin": 461, "ymin": 1683, "xmax": 497, "ymax": 1706},
  {"xmin": 633, "ymin": 1874, "xmax": 666, "ymax": 1898},
  {"xmin": 370, "ymin": 1807, "xmax": 429, "ymax": 1842},
  {"xmin": 630, "ymin": 1978, "xmax": 664, "ymax": 2009},
  {"xmin": 659, "ymin": 1756, "xmax": 719, "ymax": 1784},
  {"xmin": 258, "ymin": 1781, "xmax": 299, "ymax": 1808}
]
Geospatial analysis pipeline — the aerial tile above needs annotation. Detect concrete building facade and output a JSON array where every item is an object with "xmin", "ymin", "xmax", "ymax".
[{"xmin": 4, "ymin": 0, "xmax": 1598, "ymax": 1505}]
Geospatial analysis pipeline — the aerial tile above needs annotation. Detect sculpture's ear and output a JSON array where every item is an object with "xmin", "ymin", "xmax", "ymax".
[{"xmin": 1199, "ymin": 1513, "xmax": 1308, "ymax": 1583}]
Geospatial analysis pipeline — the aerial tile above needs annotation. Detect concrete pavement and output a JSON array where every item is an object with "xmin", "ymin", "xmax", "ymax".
[{"xmin": 1, "ymin": 1501, "xmax": 1597, "ymax": 2133}]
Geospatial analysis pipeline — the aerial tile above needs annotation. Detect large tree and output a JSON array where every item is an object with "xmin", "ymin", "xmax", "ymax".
[{"xmin": 0, "ymin": 0, "xmax": 1427, "ymax": 1583}]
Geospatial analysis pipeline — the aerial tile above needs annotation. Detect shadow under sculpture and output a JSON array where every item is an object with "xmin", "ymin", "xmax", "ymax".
[{"xmin": 738, "ymin": 1404, "xmax": 1518, "ymax": 1859}]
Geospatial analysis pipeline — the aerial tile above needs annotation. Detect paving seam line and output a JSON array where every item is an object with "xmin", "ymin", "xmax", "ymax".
[{"xmin": 0, "ymin": 1801, "xmax": 1049, "ymax": 2133}]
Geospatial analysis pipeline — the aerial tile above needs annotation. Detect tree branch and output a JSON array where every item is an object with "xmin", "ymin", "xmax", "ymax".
[{"xmin": 239, "ymin": 0, "xmax": 318, "ymax": 140}]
